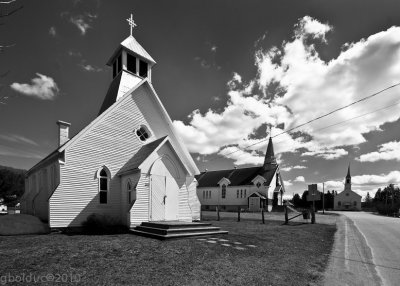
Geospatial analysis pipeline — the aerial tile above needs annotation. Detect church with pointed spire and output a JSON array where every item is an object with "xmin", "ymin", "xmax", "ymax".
[
  {"xmin": 196, "ymin": 137, "xmax": 285, "ymax": 212},
  {"xmin": 333, "ymin": 164, "xmax": 361, "ymax": 211}
]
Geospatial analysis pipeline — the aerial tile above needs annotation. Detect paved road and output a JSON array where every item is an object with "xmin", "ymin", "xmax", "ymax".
[
  {"xmin": 324, "ymin": 212, "xmax": 400, "ymax": 286},
  {"xmin": 341, "ymin": 212, "xmax": 400, "ymax": 286}
]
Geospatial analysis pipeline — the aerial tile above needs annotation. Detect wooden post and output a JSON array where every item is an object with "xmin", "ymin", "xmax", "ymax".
[
  {"xmin": 217, "ymin": 206, "xmax": 220, "ymax": 221},
  {"xmin": 284, "ymin": 205, "xmax": 288, "ymax": 225},
  {"xmin": 237, "ymin": 206, "xmax": 241, "ymax": 222},
  {"xmin": 262, "ymin": 208, "xmax": 265, "ymax": 224},
  {"xmin": 311, "ymin": 208, "xmax": 315, "ymax": 224}
]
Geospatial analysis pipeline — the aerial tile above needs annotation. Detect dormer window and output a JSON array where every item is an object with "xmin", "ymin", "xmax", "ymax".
[
  {"xmin": 135, "ymin": 125, "xmax": 151, "ymax": 142},
  {"xmin": 139, "ymin": 60, "xmax": 148, "ymax": 78},
  {"xmin": 127, "ymin": 53, "xmax": 137, "ymax": 74}
]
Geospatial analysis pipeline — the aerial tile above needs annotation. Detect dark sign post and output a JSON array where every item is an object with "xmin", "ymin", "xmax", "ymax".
[{"xmin": 307, "ymin": 184, "xmax": 321, "ymax": 224}]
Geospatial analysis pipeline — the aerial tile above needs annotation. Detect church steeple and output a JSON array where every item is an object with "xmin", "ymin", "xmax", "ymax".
[
  {"xmin": 345, "ymin": 164, "xmax": 351, "ymax": 187},
  {"xmin": 99, "ymin": 14, "xmax": 156, "ymax": 114},
  {"xmin": 263, "ymin": 137, "xmax": 277, "ymax": 171}
]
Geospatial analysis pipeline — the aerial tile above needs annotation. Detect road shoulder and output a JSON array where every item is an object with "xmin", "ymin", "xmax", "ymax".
[{"xmin": 323, "ymin": 214, "xmax": 382, "ymax": 286}]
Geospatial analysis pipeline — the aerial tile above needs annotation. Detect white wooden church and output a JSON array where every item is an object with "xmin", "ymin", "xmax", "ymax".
[{"xmin": 21, "ymin": 16, "xmax": 201, "ymax": 228}]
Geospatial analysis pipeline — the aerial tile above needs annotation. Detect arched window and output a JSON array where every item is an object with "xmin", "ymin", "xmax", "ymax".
[
  {"xmin": 135, "ymin": 125, "xmax": 151, "ymax": 142},
  {"xmin": 240, "ymin": 189, "xmax": 243, "ymax": 198},
  {"xmin": 237, "ymin": 190, "xmax": 239, "ymax": 198},
  {"xmin": 256, "ymin": 182, "xmax": 261, "ymax": 188},
  {"xmin": 98, "ymin": 168, "xmax": 109, "ymax": 204},
  {"xmin": 221, "ymin": 184, "xmax": 226, "ymax": 199},
  {"xmin": 244, "ymin": 189, "xmax": 246, "ymax": 198}
]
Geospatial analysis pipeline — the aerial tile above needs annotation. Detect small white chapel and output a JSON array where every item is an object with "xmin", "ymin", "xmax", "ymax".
[
  {"xmin": 334, "ymin": 165, "xmax": 362, "ymax": 211},
  {"xmin": 21, "ymin": 15, "xmax": 201, "ymax": 228}
]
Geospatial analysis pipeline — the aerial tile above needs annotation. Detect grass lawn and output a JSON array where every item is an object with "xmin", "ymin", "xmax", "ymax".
[{"xmin": 0, "ymin": 215, "xmax": 336, "ymax": 286}]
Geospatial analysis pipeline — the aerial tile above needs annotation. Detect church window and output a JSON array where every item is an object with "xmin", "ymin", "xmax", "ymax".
[
  {"xmin": 127, "ymin": 53, "xmax": 137, "ymax": 74},
  {"xmin": 256, "ymin": 182, "xmax": 261, "ymax": 188},
  {"xmin": 240, "ymin": 189, "xmax": 243, "ymax": 198},
  {"xmin": 346, "ymin": 193, "xmax": 349, "ymax": 196},
  {"xmin": 354, "ymin": 201, "xmax": 357, "ymax": 206},
  {"xmin": 203, "ymin": 190, "xmax": 205, "ymax": 199},
  {"xmin": 244, "ymin": 189, "xmax": 246, "ymax": 197},
  {"xmin": 127, "ymin": 181, "xmax": 132, "ymax": 203},
  {"xmin": 338, "ymin": 201, "xmax": 341, "ymax": 206},
  {"xmin": 117, "ymin": 54, "xmax": 122, "ymax": 74},
  {"xmin": 98, "ymin": 168, "xmax": 109, "ymax": 204},
  {"xmin": 222, "ymin": 185, "xmax": 226, "ymax": 199},
  {"xmin": 136, "ymin": 126, "xmax": 150, "ymax": 142},
  {"xmin": 127, "ymin": 180, "xmax": 137, "ymax": 203},
  {"xmin": 237, "ymin": 190, "xmax": 239, "ymax": 198},
  {"xmin": 209, "ymin": 191, "xmax": 211, "ymax": 199},
  {"xmin": 139, "ymin": 60, "xmax": 148, "ymax": 78}
]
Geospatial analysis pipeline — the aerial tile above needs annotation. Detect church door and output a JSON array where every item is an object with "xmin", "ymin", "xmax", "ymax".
[
  {"xmin": 150, "ymin": 174, "xmax": 166, "ymax": 221},
  {"xmin": 149, "ymin": 156, "xmax": 180, "ymax": 221}
]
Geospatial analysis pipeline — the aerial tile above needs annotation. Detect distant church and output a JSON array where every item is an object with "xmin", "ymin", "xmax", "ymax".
[
  {"xmin": 334, "ymin": 165, "xmax": 361, "ymax": 211},
  {"xmin": 196, "ymin": 137, "xmax": 285, "ymax": 212},
  {"xmin": 21, "ymin": 15, "xmax": 201, "ymax": 228}
]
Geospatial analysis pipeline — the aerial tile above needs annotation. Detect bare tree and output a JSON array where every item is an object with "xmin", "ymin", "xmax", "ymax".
[{"xmin": 0, "ymin": 0, "xmax": 22, "ymax": 105}]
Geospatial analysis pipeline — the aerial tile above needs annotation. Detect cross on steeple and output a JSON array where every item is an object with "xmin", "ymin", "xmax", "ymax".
[{"xmin": 126, "ymin": 13, "xmax": 137, "ymax": 36}]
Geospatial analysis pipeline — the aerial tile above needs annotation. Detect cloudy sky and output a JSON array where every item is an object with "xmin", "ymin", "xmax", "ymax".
[{"xmin": 1, "ymin": 0, "xmax": 400, "ymax": 199}]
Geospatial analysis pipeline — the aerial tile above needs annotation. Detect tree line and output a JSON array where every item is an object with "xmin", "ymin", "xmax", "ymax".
[
  {"xmin": 0, "ymin": 165, "xmax": 25, "ymax": 206},
  {"xmin": 365, "ymin": 184, "xmax": 400, "ymax": 216},
  {"xmin": 290, "ymin": 190, "xmax": 336, "ymax": 210}
]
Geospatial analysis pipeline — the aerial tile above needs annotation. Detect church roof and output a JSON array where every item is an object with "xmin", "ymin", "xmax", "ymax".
[
  {"xmin": 117, "ymin": 136, "xmax": 168, "ymax": 175},
  {"xmin": 196, "ymin": 165, "xmax": 278, "ymax": 188},
  {"xmin": 107, "ymin": 36, "xmax": 156, "ymax": 66},
  {"xmin": 98, "ymin": 72, "xmax": 122, "ymax": 115}
]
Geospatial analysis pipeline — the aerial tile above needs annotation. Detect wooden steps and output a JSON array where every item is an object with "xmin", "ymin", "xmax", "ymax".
[{"xmin": 130, "ymin": 221, "xmax": 228, "ymax": 240}]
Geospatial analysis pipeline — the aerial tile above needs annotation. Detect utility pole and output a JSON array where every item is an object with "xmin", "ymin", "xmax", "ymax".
[{"xmin": 322, "ymin": 182, "xmax": 325, "ymax": 214}]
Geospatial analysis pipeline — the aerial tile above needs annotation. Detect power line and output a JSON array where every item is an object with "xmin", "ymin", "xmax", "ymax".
[{"xmin": 214, "ymin": 82, "xmax": 400, "ymax": 160}]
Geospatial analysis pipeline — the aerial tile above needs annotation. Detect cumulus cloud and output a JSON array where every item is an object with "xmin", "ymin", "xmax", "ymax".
[
  {"xmin": 10, "ymin": 73, "xmax": 59, "ymax": 100},
  {"xmin": 66, "ymin": 12, "xmax": 97, "ymax": 35},
  {"xmin": 324, "ymin": 171, "xmax": 400, "ymax": 191},
  {"xmin": 174, "ymin": 16, "xmax": 400, "ymax": 166},
  {"xmin": 294, "ymin": 176, "xmax": 305, "ymax": 182},
  {"xmin": 49, "ymin": 26, "xmax": 56, "ymax": 37},
  {"xmin": 70, "ymin": 15, "xmax": 91, "ymax": 35},
  {"xmin": 357, "ymin": 141, "xmax": 400, "ymax": 162},
  {"xmin": 280, "ymin": 165, "xmax": 307, "ymax": 172},
  {"xmin": 79, "ymin": 63, "xmax": 102, "ymax": 72}
]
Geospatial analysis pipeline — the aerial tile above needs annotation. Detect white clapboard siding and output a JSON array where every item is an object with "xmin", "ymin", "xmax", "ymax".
[
  {"xmin": 130, "ymin": 174, "xmax": 149, "ymax": 226},
  {"xmin": 177, "ymin": 178, "xmax": 192, "ymax": 222},
  {"xmin": 49, "ymin": 86, "xmax": 163, "ymax": 227},
  {"xmin": 48, "ymin": 82, "xmax": 198, "ymax": 227},
  {"xmin": 187, "ymin": 179, "xmax": 201, "ymax": 220}
]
